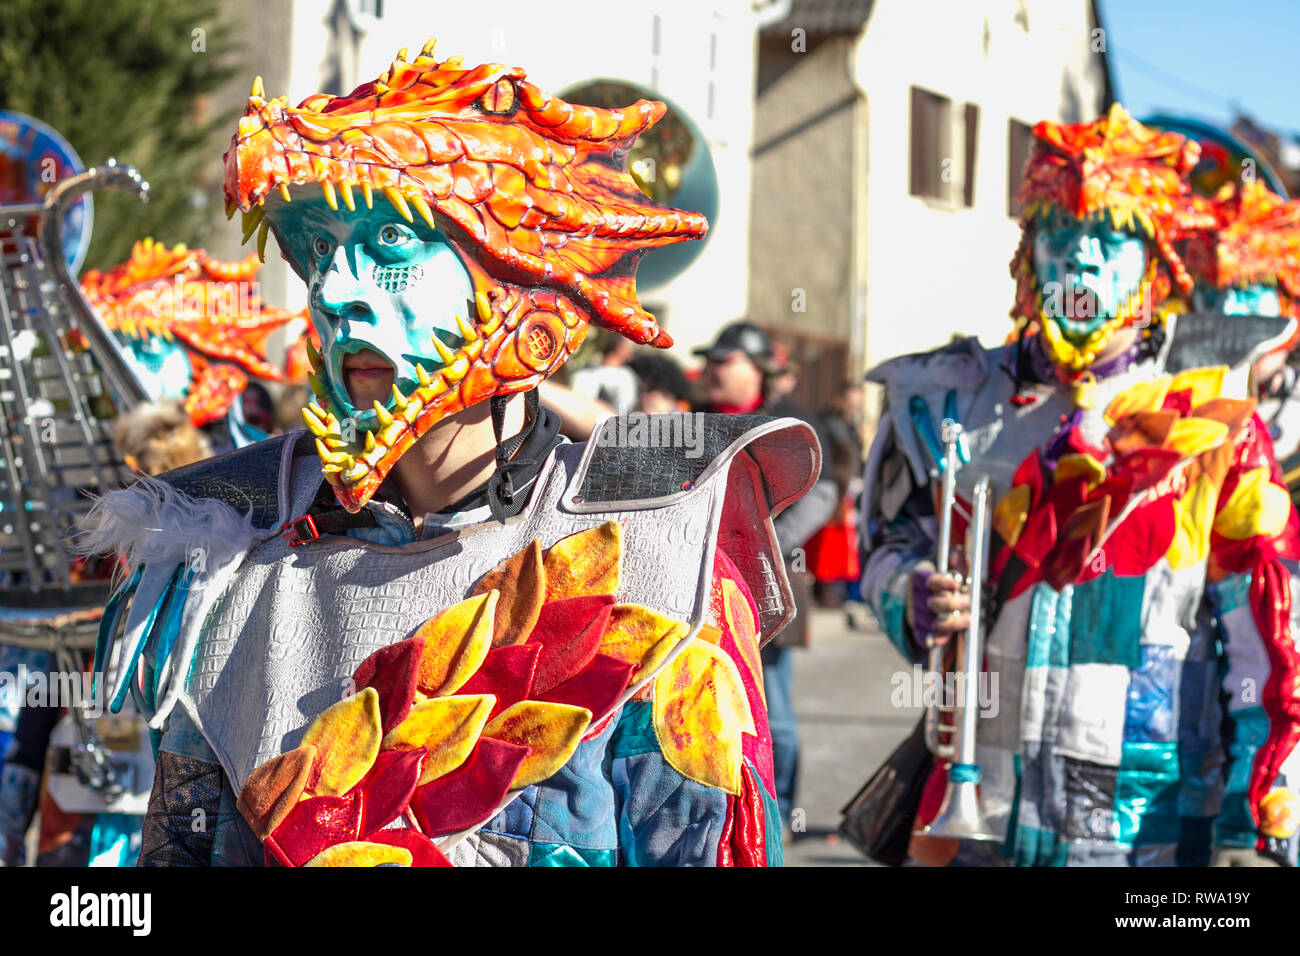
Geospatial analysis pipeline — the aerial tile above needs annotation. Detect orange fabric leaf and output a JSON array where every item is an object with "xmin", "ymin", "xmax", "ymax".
[
  {"xmin": 472, "ymin": 539, "xmax": 547, "ymax": 647},
  {"xmin": 300, "ymin": 688, "xmax": 383, "ymax": 798},
  {"xmin": 237, "ymin": 745, "xmax": 316, "ymax": 840},
  {"xmin": 544, "ymin": 521, "xmax": 621, "ymax": 601},
  {"xmin": 597, "ymin": 603, "xmax": 690, "ymax": 678},
  {"xmin": 652, "ymin": 638, "xmax": 755, "ymax": 795},
  {"xmin": 413, "ymin": 591, "xmax": 499, "ymax": 696},
  {"xmin": 482, "ymin": 700, "xmax": 592, "ymax": 788},
  {"xmin": 303, "ymin": 841, "xmax": 413, "ymax": 867},
  {"xmin": 381, "ymin": 694, "xmax": 496, "ymax": 786}
]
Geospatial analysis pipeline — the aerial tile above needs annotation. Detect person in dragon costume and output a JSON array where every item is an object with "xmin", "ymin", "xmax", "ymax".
[
  {"xmin": 80, "ymin": 237, "xmax": 307, "ymax": 450},
  {"xmin": 862, "ymin": 105, "xmax": 1300, "ymax": 866},
  {"xmin": 78, "ymin": 42, "xmax": 819, "ymax": 867},
  {"xmin": 1181, "ymin": 180, "xmax": 1300, "ymax": 460}
]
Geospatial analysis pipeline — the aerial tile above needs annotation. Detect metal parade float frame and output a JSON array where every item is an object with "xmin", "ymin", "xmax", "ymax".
[{"xmin": 0, "ymin": 160, "xmax": 150, "ymax": 652}]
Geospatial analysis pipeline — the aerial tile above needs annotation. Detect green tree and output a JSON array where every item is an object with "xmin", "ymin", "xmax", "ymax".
[{"xmin": 0, "ymin": 0, "xmax": 242, "ymax": 272}]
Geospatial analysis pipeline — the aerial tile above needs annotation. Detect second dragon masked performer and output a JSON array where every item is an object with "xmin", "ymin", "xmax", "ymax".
[
  {"xmin": 862, "ymin": 105, "xmax": 1300, "ymax": 866},
  {"xmin": 78, "ymin": 43, "xmax": 820, "ymax": 866}
]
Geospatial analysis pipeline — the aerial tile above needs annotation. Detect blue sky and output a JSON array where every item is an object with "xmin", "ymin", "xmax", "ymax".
[{"xmin": 1099, "ymin": 0, "xmax": 1300, "ymax": 136}]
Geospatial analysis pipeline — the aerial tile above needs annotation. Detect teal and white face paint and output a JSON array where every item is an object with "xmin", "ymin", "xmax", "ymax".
[
  {"xmin": 270, "ymin": 197, "xmax": 474, "ymax": 428},
  {"xmin": 1192, "ymin": 283, "xmax": 1283, "ymax": 318},
  {"xmin": 1032, "ymin": 208, "xmax": 1149, "ymax": 344},
  {"xmin": 119, "ymin": 334, "xmax": 192, "ymax": 403}
]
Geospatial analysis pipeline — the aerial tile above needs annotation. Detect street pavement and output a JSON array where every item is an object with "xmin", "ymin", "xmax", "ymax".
[{"xmin": 781, "ymin": 604, "xmax": 922, "ymax": 867}]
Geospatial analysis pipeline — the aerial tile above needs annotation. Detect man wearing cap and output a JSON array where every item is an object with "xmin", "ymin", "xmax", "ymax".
[{"xmin": 693, "ymin": 321, "xmax": 837, "ymax": 827}]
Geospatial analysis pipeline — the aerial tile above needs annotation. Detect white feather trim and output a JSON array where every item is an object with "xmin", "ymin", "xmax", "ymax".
[{"xmin": 75, "ymin": 472, "xmax": 259, "ymax": 579}]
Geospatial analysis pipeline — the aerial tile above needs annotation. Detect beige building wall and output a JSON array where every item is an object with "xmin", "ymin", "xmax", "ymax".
[
  {"xmin": 853, "ymin": 0, "xmax": 1109, "ymax": 380},
  {"xmin": 748, "ymin": 33, "xmax": 858, "ymax": 346}
]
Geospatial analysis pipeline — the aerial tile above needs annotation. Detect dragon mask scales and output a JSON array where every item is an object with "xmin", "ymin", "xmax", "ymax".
[{"xmin": 223, "ymin": 41, "xmax": 708, "ymax": 511}]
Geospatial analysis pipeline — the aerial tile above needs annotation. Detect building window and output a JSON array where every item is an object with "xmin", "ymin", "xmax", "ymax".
[
  {"xmin": 909, "ymin": 86, "xmax": 977, "ymax": 208},
  {"xmin": 1007, "ymin": 119, "xmax": 1033, "ymax": 218}
]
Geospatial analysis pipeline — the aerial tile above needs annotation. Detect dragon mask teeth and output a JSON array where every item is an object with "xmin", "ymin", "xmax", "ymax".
[{"xmin": 227, "ymin": 42, "xmax": 708, "ymax": 512}]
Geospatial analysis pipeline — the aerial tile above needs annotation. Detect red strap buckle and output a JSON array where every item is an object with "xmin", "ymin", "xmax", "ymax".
[{"xmin": 280, "ymin": 514, "xmax": 320, "ymax": 547}]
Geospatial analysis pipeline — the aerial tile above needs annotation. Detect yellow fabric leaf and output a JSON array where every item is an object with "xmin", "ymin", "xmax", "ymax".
[
  {"xmin": 1168, "ymin": 365, "xmax": 1227, "ymax": 408},
  {"xmin": 1104, "ymin": 376, "xmax": 1170, "ymax": 426},
  {"xmin": 598, "ymin": 603, "xmax": 689, "ymax": 678},
  {"xmin": 304, "ymin": 842, "xmax": 413, "ymax": 867},
  {"xmin": 544, "ymin": 521, "xmax": 621, "ymax": 600},
  {"xmin": 993, "ymin": 483, "xmax": 1032, "ymax": 548},
  {"xmin": 1165, "ymin": 417, "xmax": 1229, "ymax": 457},
  {"xmin": 381, "ymin": 694, "xmax": 495, "ymax": 785},
  {"xmin": 300, "ymin": 688, "xmax": 382, "ymax": 798},
  {"xmin": 413, "ymin": 591, "xmax": 498, "ymax": 696},
  {"xmin": 721, "ymin": 579, "xmax": 765, "ymax": 703},
  {"xmin": 1166, "ymin": 474, "xmax": 1218, "ymax": 570},
  {"xmin": 483, "ymin": 700, "xmax": 591, "ymax": 788},
  {"xmin": 652, "ymin": 638, "xmax": 755, "ymax": 795},
  {"xmin": 1054, "ymin": 454, "xmax": 1106, "ymax": 489},
  {"xmin": 1215, "ymin": 467, "xmax": 1292, "ymax": 540}
]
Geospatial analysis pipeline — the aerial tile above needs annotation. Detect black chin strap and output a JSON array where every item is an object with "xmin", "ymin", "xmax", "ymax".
[{"xmin": 486, "ymin": 389, "xmax": 541, "ymax": 522}]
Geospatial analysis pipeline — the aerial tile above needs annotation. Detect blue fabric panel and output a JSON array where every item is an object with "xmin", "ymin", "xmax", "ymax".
[
  {"xmin": 881, "ymin": 589, "xmax": 909, "ymax": 658},
  {"xmin": 612, "ymin": 747, "xmax": 728, "ymax": 866},
  {"xmin": 1115, "ymin": 741, "xmax": 1180, "ymax": 846},
  {"xmin": 1026, "ymin": 583, "xmax": 1071, "ymax": 669},
  {"xmin": 527, "ymin": 718, "xmax": 619, "ymax": 851},
  {"xmin": 1068, "ymin": 570, "xmax": 1143, "ymax": 668},
  {"xmin": 88, "ymin": 813, "xmax": 142, "ymax": 867},
  {"xmin": 753, "ymin": 758, "xmax": 784, "ymax": 867},
  {"xmin": 528, "ymin": 842, "xmax": 617, "ymax": 867},
  {"xmin": 481, "ymin": 785, "xmax": 538, "ymax": 842},
  {"xmin": 1215, "ymin": 705, "xmax": 1269, "ymax": 847},
  {"xmin": 1124, "ymin": 644, "xmax": 1177, "ymax": 743},
  {"xmin": 609, "ymin": 700, "xmax": 659, "ymax": 759}
]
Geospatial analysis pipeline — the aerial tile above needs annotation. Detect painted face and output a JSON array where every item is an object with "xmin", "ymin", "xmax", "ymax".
[
  {"xmin": 1032, "ymin": 208, "xmax": 1148, "ymax": 344},
  {"xmin": 1192, "ymin": 283, "xmax": 1283, "ymax": 318},
  {"xmin": 118, "ymin": 333, "xmax": 193, "ymax": 402},
  {"xmin": 270, "ymin": 196, "xmax": 474, "ymax": 430}
]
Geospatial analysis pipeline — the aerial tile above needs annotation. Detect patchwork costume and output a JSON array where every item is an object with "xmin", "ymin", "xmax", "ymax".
[
  {"xmin": 862, "ymin": 106, "xmax": 1300, "ymax": 866},
  {"xmin": 80, "ymin": 45, "xmax": 818, "ymax": 866}
]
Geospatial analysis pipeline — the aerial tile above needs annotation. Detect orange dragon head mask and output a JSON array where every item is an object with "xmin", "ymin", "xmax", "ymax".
[
  {"xmin": 1010, "ymin": 104, "xmax": 1212, "ymax": 374},
  {"xmin": 222, "ymin": 41, "xmax": 708, "ymax": 511},
  {"xmin": 1182, "ymin": 180, "xmax": 1300, "ymax": 343},
  {"xmin": 81, "ymin": 238, "xmax": 302, "ymax": 427}
]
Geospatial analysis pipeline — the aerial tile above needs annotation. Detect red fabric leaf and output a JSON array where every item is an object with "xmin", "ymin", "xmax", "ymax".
[
  {"xmin": 270, "ymin": 791, "xmax": 362, "ymax": 867},
  {"xmin": 1247, "ymin": 557, "xmax": 1300, "ymax": 838},
  {"xmin": 539, "ymin": 653, "xmax": 634, "ymax": 721},
  {"xmin": 1112, "ymin": 447, "xmax": 1183, "ymax": 494},
  {"xmin": 526, "ymin": 593, "xmax": 615, "ymax": 695},
  {"xmin": 1104, "ymin": 495, "xmax": 1176, "ymax": 576},
  {"xmin": 354, "ymin": 747, "xmax": 426, "ymax": 837},
  {"xmin": 410, "ymin": 738, "xmax": 530, "ymax": 837},
  {"xmin": 1011, "ymin": 449, "xmax": 1044, "ymax": 505},
  {"xmin": 1161, "ymin": 388, "xmax": 1193, "ymax": 416},
  {"xmin": 1042, "ymin": 534, "xmax": 1094, "ymax": 591},
  {"xmin": 360, "ymin": 827, "xmax": 452, "ymax": 867},
  {"xmin": 457, "ymin": 643, "xmax": 541, "ymax": 721},
  {"xmin": 263, "ymin": 835, "xmax": 292, "ymax": 867},
  {"xmin": 1065, "ymin": 426, "xmax": 1109, "ymax": 461},
  {"xmin": 1012, "ymin": 504, "xmax": 1057, "ymax": 570},
  {"xmin": 353, "ymin": 637, "xmax": 424, "ymax": 733}
]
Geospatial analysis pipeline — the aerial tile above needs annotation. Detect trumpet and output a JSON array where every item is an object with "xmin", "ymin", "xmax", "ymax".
[{"xmin": 913, "ymin": 421, "xmax": 997, "ymax": 842}]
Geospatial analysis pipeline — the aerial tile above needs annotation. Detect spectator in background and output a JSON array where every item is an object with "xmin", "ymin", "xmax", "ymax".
[
  {"xmin": 114, "ymin": 399, "xmax": 213, "ymax": 476},
  {"xmin": 691, "ymin": 321, "xmax": 837, "ymax": 827},
  {"xmin": 807, "ymin": 383, "xmax": 867, "ymax": 611},
  {"xmin": 627, "ymin": 350, "xmax": 692, "ymax": 413},
  {"xmin": 569, "ymin": 331, "xmax": 639, "ymax": 414}
]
